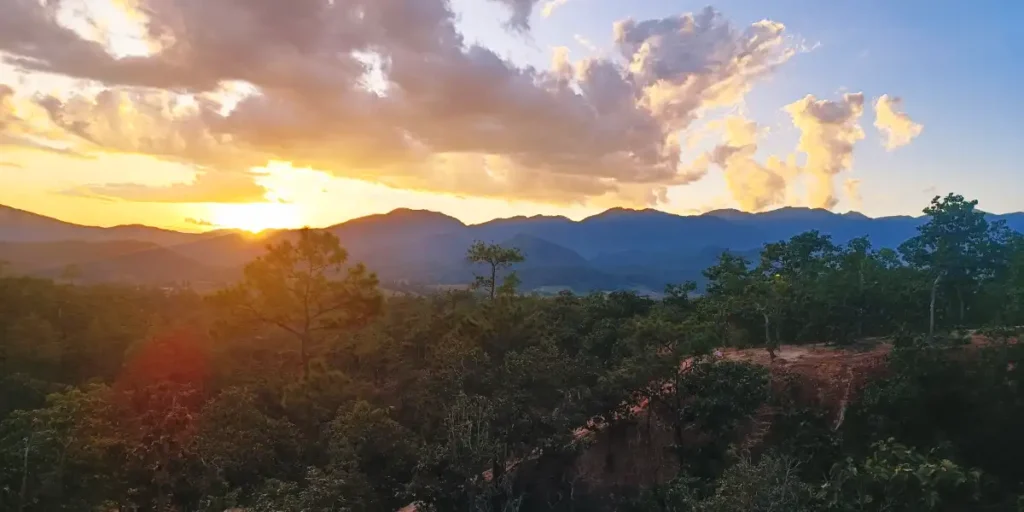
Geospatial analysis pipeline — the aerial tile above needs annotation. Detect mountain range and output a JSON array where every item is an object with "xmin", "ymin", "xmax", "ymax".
[{"xmin": 3, "ymin": 204, "xmax": 1023, "ymax": 295}]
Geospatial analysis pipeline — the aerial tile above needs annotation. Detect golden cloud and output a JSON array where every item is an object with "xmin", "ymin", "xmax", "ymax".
[
  {"xmin": 785, "ymin": 93, "xmax": 866, "ymax": 210},
  {"xmin": 0, "ymin": 2, "xmax": 846, "ymax": 209},
  {"xmin": 874, "ymin": 94, "xmax": 923, "ymax": 150}
]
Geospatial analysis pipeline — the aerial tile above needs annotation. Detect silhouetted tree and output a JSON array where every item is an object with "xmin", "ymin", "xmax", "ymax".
[
  {"xmin": 213, "ymin": 229, "xmax": 382, "ymax": 379},
  {"xmin": 466, "ymin": 241, "xmax": 524, "ymax": 300}
]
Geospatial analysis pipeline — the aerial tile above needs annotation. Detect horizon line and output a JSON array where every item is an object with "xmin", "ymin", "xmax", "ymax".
[{"xmin": 2, "ymin": 201, "xmax": 1018, "ymax": 236}]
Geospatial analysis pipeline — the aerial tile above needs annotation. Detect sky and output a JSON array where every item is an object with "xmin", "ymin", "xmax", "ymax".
[{"xmin": 0, "ymin": 0, "xmax": 1021, "ymax": 233}]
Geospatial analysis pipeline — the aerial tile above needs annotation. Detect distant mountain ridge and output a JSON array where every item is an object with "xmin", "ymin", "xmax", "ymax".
[
  {"xmin": 0, "ymin": 205, "xmax": 230, "ymax": 245},
  {"xmin": 3, "ymin": 204, "xmax": 1024, "ymax": 294}
]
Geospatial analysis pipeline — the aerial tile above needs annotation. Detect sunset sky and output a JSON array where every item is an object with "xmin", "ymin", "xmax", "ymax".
[{"xmin": 1, "ymin": 0, "xmax": 1021, "ymax": 232}]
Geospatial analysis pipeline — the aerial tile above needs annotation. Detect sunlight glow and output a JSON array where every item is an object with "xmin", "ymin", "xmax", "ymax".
[
  {"xmin": 55, "ymin": 0, "xmax": 156, "ymax": 58},
  {"xmin": 209, "ymin": 202, "xmax": 304, "ymax": 233}
]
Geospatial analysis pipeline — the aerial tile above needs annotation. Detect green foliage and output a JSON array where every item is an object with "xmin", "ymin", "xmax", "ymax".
[
  {"xmin": 845, "ymin": 341, "xmax": 1024, "ymax": 503},
  {"xmin": 700, "ymin": 229, "xmax": 948, "ymax": 349},
  {"xmin": 194, "ymin": 387, "xmax": 302, "ymax": 496},
  {"xmin": 0, "ymin": 385, "xmax": 117, "ymax": 511},
  {"xmin": 701, "ymin": 455, "xmax": 822, "ymax": 512},
  {"xmin": 666, "ymin": 361, "xmax": 770, "ymax": 478},
  {"xmin": 212, "ymin": 228, "xmax": 382, "ymax": 379},
  {"xmin": 243, "ymin": 466, "xmax": 368, "ymax": 512},
  {"xmin": 619, "ymin": 474, "xmax": 703, "ymax": 511},
  {"xmin": 623, "ymin": 455, "xmax": 821, "ymax": 512},
  {"xmin": 328, "ymin": 401, "xmax": 418, "ymax": 511},
  {"xmin": 901, "ymin": 193, "xmax": 1013, "ymax": 332},
  {"xmin": 901, "ymin": 194, "xmax": 1011, "ymax": 284},
  {"xmin": 2, "ymin": 193, "xmax": 1024, "ymax": 511},
  {"xmin": 824, "ymin": 439, "xmax": 983, "ymax": 511},
  {"xmin": 467, "ymin": 241, "xmax": 525, "ymax": 300},
  {"xmin": 765, "ymin": 373, "xmax": 844, "ymax": 479}
]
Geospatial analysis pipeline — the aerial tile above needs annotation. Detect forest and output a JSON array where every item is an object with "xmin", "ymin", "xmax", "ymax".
[{"xmin": 3, "ymin": 193, "xmax": 1024, "ymax": 512}]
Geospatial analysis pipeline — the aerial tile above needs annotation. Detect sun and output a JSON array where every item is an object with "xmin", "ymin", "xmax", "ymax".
[{"xmin": 209, "ymin": 203, "xmax": 304, "ymax": 233}]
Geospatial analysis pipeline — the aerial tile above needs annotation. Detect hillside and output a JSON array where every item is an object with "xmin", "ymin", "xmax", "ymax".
[
  {"xmin": 0, "ymin": 205, "xmax": 211, "ymax": 245},
  {"xmin": 3, "ymin": 204, "xmax": 1024, "ymax": 292},
  {"xmin": 0, "ymin": 240, "xmax": 221, "ymax": 286}
]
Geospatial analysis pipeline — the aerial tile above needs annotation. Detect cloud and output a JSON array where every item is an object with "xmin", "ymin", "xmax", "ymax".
[
  {"xmin": 0, "ymin": 83, "xmax": 98, "ymax": 159},
  {"xmin": 551, "ymin": 46, "xmax": 573, "ymax": 79},
  {"xmin": 683, "ymin": 94, "xmax": 872, "ymax": 212},
  {"xmin": 65, "ymin": 171, "xmax": 269, "ymax": 203},
  {"xmin": 0, "ymin": 3, "xmax": 796, "ymax": 208},
  {"xmin": 30, "ymin": 87, "xmax": 251, "ymax": 169},
  {"xmin": 700, "ymin": 116, "xmax": 799, "ymax": 211},
  {"xmin": 615, "ymin": 9, "xmax": 794, "ymax": 129},
  {"xmin": 0, "ymin": 133, "xmax": 96, "ymax": 159},
  {"xmin": 874, "ymin": 94, "xmax": 922, "ymax": 150},
  {"xmin": 0, "ymin": 161, "xmax": 24, "ymax": 169},
  {"xmin": 0, "ymin": 84, "xmax": 14, "ymax": 125},
  {"xmin": 0, "ymin": 84, "xmax": 70, "ymax": 156},
  {"xmin": 542, "ymin": 0, "xmax": 570, "ymax": 18},
  {"xmin": 490, "ymin": 0, "xmax": 546, "ymax": 31},
  {"xmin": 184, "ymin": 217, "xmax": 214, "ymax": 227},
  {"xmin": 573, "ymin": 34, "xmax": 599, "ymax": 53},
  {"xmin": 784, "ymin": 93, "xmax": 866, "ymax": 209},
  {"xmin": 844, "ymin": 178, "xmax": 862, "ymax": 210}
]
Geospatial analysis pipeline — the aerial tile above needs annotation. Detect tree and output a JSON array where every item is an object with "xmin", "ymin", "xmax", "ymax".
[
  {"xmin": 703, "ymin": 252, "xmax": 787, "ymax": 358},
  {"xmin": 998, "ymin": 234, "xmax": 1024, "ymax": 324},
  {"xmin": 328, "ymin": 401, "xmax": 418, "ymax": 511},
  {"xmin": 0, "ymin": 385, "xmax": 118, "ymax": 511},
  {"xmin": 831, "ymin": 237, "xmax": 874, "ymax": 340},
  {"xmin": 699, "ymin": 455, "xmax": 821, "ymax": 512},
  {"xmin": 663, "ymin": 281, "xmax": 699, "ymax": 318},
  {"xmin": 824, "ymin": 439, "xmax": 983, "ymax": 511},
  {"xmin": 193, "ymin": 388, "xmax": 301, "ymax": 500},
  {"xmin": 702, "ymin": 252, "xmax": 758, "ymax": 347},
  {"xmin": 59, "ymin": 265, "xmax": 81, "ymax": 286},
  {"xmin": 900, "ymin": 194, "xmax": 1011, "ymax": 335},
  {"xmin": 213, "ymin": 229, "xmax": 382, "ymax": 380},
  {"xmin": 756, "ymin": 232, "xmax": 838, "ymax": 345},
  {"xmin": 466, "ymin": 242, "xmax": 524, "ymax": 300}
]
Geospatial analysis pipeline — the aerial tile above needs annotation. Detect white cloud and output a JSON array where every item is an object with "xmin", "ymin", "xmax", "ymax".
[
  {"xmin": 615, "ymin": 10, "xmax": 794, "ymax": 131},
  {"xmin": 573, "ymin": 34, "xmax": 599, "ymax": 53},
  {"xmin": 874, "ymin": 94, "xmax": 923, "ymax": 150},
  {"xmin": 542, "ymin": 0, "xmax": 570, "ymax": 18}
]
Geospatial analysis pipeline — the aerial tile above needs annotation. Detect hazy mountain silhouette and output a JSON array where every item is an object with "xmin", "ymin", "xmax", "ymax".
[
  {"xmin": 3, "ymin": 204, "xmax": 1024, "ymax": 294},
  {"xmin": 0, "ymin": 240, "xmax": 221, "ymax": 285},
  {"xmin": 0, "ymin": 205, "xmax": 212, "ymax": 245}
]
